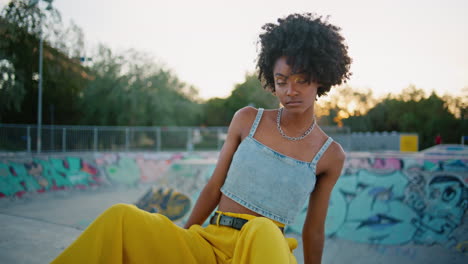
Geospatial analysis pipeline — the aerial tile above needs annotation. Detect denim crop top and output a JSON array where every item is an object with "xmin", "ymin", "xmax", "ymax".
[{"xmin": 220, "ymin": 108, "xmax": 333, "ymax": 225}]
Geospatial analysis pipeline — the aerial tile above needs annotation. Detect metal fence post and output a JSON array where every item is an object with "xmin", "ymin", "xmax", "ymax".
[
  {"xmin": 187, "ymin": 127, "xmax": 193, "ymax": 152},
  {"xmin": 156, "ymin": 127, "xmax": 161, "ymax": 152},
  {"xmin": 51, "ymin": 126, "xmax": 54, "ymax": 151},
  {"xmin": 26, "ymin": 126, "xmax": 31, "ymax": 152},
  {"xmin": 94, "ymin": 127, "xmax": 98, "ymax": 152},
  {"xmin": 62, "ymin": 128, "xmax": 66, "ymax": 152},
  {"xmin": 125, "ymin": 128, "xmax": 129, "ymax": 151}
]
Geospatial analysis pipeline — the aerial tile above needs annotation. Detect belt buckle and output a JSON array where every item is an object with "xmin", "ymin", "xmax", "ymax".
[
  {"xmin": 232, "ymin": 217, "xmax": 245, "ymax": 230},
  {"xmin": 223, "ymin": 216, "xmax": 233, "ymax": 226}
]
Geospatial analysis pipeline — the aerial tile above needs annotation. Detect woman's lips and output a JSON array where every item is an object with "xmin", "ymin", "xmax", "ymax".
[{"xmin": 286, "ymin": 101, "xmax": 302, "ymax": 105}]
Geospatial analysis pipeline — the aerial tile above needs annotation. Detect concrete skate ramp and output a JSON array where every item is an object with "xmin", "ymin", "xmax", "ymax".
[{"xmin": 0, "ymin": 150, "xmax": 467, "ymax": 263}]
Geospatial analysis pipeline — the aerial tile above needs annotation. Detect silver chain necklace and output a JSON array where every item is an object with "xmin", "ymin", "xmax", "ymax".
[{"xmin": 276, "ymin": 108, "xmax": 316, "ymax": 141}]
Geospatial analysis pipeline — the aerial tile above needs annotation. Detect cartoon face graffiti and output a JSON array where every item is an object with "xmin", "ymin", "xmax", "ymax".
[
  {"xmin": 427, "ymin": 176, "xmax": 467, "ymax": 216},
  {"xmin": 413, "ymin": 175, "xmax": 468, "ymax": 246},
  {"xmin": 336, "ymin": 185, "xmax": 419, "ymax": 244}
]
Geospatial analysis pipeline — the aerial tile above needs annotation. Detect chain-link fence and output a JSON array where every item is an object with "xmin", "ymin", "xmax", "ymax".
[
  {"xmin": 0, "ymin": 124, "xmax": 229, "ymax": 152},
  {"xmin": 0, "ymin": 124, "xmax": 350, "ymax": 152},
  {"xmin": 0, "ymin": 124, "xmax": 356, "ymax": 153}
]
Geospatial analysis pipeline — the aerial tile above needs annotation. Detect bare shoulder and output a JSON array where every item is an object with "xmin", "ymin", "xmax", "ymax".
[
  {"xmin": 317, "ymin": 135, "xmax": 346, "ymax": 179},
  {"xmin": 326, "ymin": 141, "xmax": 346, "ymax": 163},
  {"xmin": 232, "ymin": 106, "xmax": 258, "ymax": 123},
  {"xmin": 314, "ymin": 126, "xmax": 346, "ymax": 163},
  {"xmin": 230, "ymin": 106, "xmax": 259, "ymax": 139}
]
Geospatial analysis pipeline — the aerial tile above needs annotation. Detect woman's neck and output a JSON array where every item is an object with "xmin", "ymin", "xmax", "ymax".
[{"xmin": 279, "ymin": 106, "xmax": 315, "ymax": 132}]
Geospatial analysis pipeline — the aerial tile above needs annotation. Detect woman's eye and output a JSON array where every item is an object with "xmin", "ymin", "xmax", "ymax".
[{"xmin": 295, "ymin": 78, "xmax": 308, "ymax": 84}]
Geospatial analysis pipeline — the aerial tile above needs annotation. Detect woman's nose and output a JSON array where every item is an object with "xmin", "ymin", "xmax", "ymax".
[{"xmin": 286, "ymin": 83, "xmax": 298, "ymax": 96}]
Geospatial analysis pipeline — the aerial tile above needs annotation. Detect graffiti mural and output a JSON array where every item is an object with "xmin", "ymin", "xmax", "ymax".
[
  {"xmin": 104, "ymin": 157, "xmax": 141, "ymax": 185},
  {"xmin": 287, "ymin": 155, "xmax": 468, "ymax": 253},
  {"xmin": 135, "ymin": 158, "xmax": 169, "ymax": 183},
  {"xmin": 0, "ymin": 152, "xmax": 218, "ymax": 197},
  {"xmin": 135, "ymin": 187, "xmax": 191, "ymax": 221},
  {"xmin": 0, "ymin": 157, "xmax": 99, "ymax": 197},
  {"xmin": 412, "ymin": 175, "xmax": 467, "ymax": 247},
  {"xmin": 1, "ymin": 151, "xmax": 466, "ymax": 259}
]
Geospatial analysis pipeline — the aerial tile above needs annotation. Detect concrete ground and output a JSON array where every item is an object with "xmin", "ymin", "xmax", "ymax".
[
  {"xmin": 0, "ymin": 186, "xmax": 149, "ymax": 264},
  {"xmin": 0, "ymin": 186, "xmax": 304, "ymax": 264},
  {"xmin": 1, "ymin": 186, "xmax": 465, "ymax": 264}
]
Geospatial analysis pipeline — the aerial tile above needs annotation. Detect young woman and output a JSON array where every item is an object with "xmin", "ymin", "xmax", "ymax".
[{"xmin": 52, "ymin": 13, "xmax": 351, "ymax": 264}]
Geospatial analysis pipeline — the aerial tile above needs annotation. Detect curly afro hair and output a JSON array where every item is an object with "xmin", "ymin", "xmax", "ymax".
[{"xmin": 256, "ymin": 13, "xmax": 352, "ymax": 97}]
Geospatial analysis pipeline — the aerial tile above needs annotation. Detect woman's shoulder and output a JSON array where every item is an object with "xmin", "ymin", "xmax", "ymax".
[
  {"xmin": 327, "ymin": 140, "xmax": 346, "ymax": 162},
  {"xmin": 316, "ymin": 126, "xmax": 346, "ymax": 162},
  {"xmin": 231, "ymin": 106, "xmax": 260, "ymax": 126},
  {"xmin": 235, "ymin": 106, "xmax": 276, "ymax": 116},
  {"xmin": 234, "ymin": 106, "xmax": 258, "ymax": 117},
  {"xmin": 229, "ymin": 107, "xmax": 261, "ymax": 138},
  {"xmin": 312, "ymin": 128, "xmax": 346, "ymax": 178}
]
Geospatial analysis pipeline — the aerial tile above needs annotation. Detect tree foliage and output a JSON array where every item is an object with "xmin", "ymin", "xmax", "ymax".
[
  {"xmin": 0, "ymin": 0, "xmax": 88, "ymax": 124},
  {"xmin": 1, "ymin": 1, "xmax": 202, "ymax": 126},
  {"xmin": 1, "ymin": 1, "xmax": 465, "ymax": 151},
  {"xmin": 316, "ymin": 85, "xmax": 376, "ymax": 126},
  {"xmin": 342, "ymin": 86, "xmax": 464, "ymax": 149},
  {"xmin": 202, "ymin": 73, "xmax": 278, "ymax": 126},
  {"xmin": 80, "ymin": 45, "xmax": 202, "ymax": 126}
]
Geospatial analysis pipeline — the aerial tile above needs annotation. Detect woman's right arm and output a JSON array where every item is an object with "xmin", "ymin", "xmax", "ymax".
[{"xmin": 183, "ymin": 107, "xmax": 256, "ymax": 228}]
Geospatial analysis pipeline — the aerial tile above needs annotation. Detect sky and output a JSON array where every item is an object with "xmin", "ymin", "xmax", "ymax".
[{"xmin": 2, "ymin": 0, "xmax": 467, "ymax": 100}]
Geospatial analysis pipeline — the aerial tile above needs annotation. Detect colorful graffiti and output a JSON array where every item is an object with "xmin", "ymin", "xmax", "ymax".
[
  {"xmin": 135, "ymin": 187, "xmax": 191, "ymax": 221},
  {"xmin": 1, "ymin": 151, "xmax": 466, "ymax": 258},
  {"xmin": 104, "ymin": 157, "xmax": 141, "ymax": 185},
  {"xmin": 0, "ymin": 152, "xmax": 217, "ymax": 197},
  {"xmin": 287, "ymin": 156, "xmax": 468, "ymax": 252},
  {"xmin": 0, "ymin": 157, "xmax": 99, "ymax": 197}
]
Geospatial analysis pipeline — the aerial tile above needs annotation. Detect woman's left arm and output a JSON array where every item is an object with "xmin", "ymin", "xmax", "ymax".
[{"xmin": 302, "ymin": 143, "xmax": 345, "ymax": 264}]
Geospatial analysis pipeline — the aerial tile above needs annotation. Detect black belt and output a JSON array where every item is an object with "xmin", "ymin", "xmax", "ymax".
[{"xmin": 209, "ymin": 213, "xmax": 284, "ymax": 233}]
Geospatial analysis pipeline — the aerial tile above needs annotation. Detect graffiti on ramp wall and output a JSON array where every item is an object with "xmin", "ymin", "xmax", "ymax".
[
  {"xmin": 287, "ymin": 156, "xmax": 468, "ymax": 251},
  {"xmin": 0, "ymin": 157, "xmax": 99, "ymax": 197},
  {"xmin": 135, "ymin": 187, "xmax": 191, "ymax": 221},
  {"xmin": 0, "ymin": 152, "xmax": 216, "ymax": 197},
  {"xmin": 0, "ymin": 152, "xmax": 466, "ymax": 254}
]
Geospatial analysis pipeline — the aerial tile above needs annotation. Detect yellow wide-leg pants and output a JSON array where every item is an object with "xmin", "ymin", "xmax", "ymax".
[{"xmin": 51, "ymin": 203, "xmax": 298, "ymax": 264}]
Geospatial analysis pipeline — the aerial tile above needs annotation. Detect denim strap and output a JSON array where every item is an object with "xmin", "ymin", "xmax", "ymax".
[
  {"xmin": 310, "ymin": 137, "xmax": 333, "ymax": 166},
  {"xmin": 248, "ymin": 108, "xmax": 264, "ymax": 138}
]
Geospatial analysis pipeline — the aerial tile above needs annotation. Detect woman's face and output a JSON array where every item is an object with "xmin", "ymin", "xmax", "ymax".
[{"xmin": 273, "ymin": 56, "xmax": 320, "ymax": 112}]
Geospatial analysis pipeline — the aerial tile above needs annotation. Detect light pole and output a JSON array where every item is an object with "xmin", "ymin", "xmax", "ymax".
[{"xmin": 29, "ymin": 0, "xmax": 53, "ymax": 153}]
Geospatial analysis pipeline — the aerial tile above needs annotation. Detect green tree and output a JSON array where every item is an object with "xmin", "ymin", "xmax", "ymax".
[
  {"xmin": 0, "ymin": 0, "xmax": 89, "ymax": 124},
  {"xmin": 224, "ymin": 73, "xmax": 279, "ymax": 121},
  {"xmin": 315, "ymin": 85, "xmax": 376, "ymax": 126},
  {"xmin": 203, "ymin": 97, "xmax": 229, "ymax": 126},
  {"xmin": 80, "ymin": 46, "xmax": 202, "ymax": 126},
  {"xmin": 343, "ymin": 86, "xmax": 462, "ymax": 149},
  {"xmin": 201, "ymin": 73, "xmax": 279, "ymax": 126},
  {"xmin": 0, "ymin": 0, "xmax": 40, "ymax": 120},
  {"xmin": 0, "ymin": 58, "xmax": 24, "ymax": 113},
  {"xmin": 54, "ymin": 20, "xmax": 85, "ymax": 60}
]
